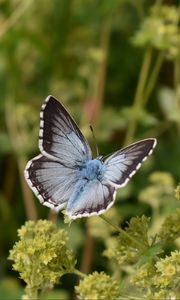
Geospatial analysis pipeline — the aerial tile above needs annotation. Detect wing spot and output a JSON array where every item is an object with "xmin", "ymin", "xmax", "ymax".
[
  {"xmin": 42, "ymin": 192, "xmax": 48, "ymax": 198},
  {"xmin": 149, "ymin": 149, "xmax": 153, "ymax": 155},
  {"xmin": 39, "ymin": 129, "xmax": 43, "ymax": 137},
  {"xmin": 41, "ymin": 104, "xmax": 46, "ymax": 110},
  {"xmin": 129, "ymin": 170, "xmax": 136, "ymax": 177},
  {"xmin": 45, "ymin": 95, "xmax": 51, "ymax": 103},
  {"xmin": 40, "ymin": 120, "xmax": 44, "ymax": 128},
  {"xmin": 142, "ymin": 156, "xmax": 147, "ymax": 162},
  {"xmin": 136, "ymin": 162, "xmax": 141, "ymax": 170}
]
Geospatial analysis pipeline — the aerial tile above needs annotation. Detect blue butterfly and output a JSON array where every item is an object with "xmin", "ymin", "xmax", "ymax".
[{"xmin": 24, "ymin": 96, "xmax": 157, "ymax": 219}]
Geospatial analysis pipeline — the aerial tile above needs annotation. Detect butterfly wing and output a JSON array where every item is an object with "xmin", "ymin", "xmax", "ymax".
[
  {"xmin": 66, "ymin": 179, "xmax": 116, "ymax": 219},
  {"xmin": 103, "ymin": 138, "xmax": 157, "ymax": 188},
  {"xmin": 25, "ymin": 95, "xmax": 92, "ymax": 210},
  {"xmin": 24, "ymin": 154, "xmax": 78, "ymax": 211},
  {"xmin": 39, "ymin": 95, "xmax": 92, "ymax": 167}
]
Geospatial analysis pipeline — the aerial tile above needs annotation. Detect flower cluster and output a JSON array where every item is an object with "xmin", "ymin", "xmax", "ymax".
[
  {"xmin": 175, "ymin": 183, "xmax": 180, "ymax": 201},
  {"xmin": 9, "ymin": 220, "xmax": 76, "ymax": 298},
  {"xmin": 139, "ymin": 171, "xmax": 175, "ymax": 210},
  {"xmin": 132, "ymin": 4, "xmax": 180, "ymax": 59},
  {"xmin": 149, "ymin": 171, "xmax": 174, "ymax": 186},
  {"xmin": 159, "ymin": 208, "xmax": 180, "ymax": 243},
  {"xmin": 104, "ymin": 202, "xmax": 180, "ymax": 299},
  {"xmin": 76, "ymin": 271, "xmax": 120, "ymax": 300},
  {"xmin": 104, "ymin": 215, "xmax": 150, "ymax": 266},
  {"xmin": 132, "ymin": 251, "xmax": 180, "ymax": 299},
  {"xmin": 155, "ymin": 251, "xmax": 180, "ymax": 287},
  {"xmin": 9, "ymin": 181, "xmax": 180, "ymax": 299}
]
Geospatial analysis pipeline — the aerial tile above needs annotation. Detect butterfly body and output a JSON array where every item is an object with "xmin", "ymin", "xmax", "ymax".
[
  {"xmin": 24, "ymin": 95, "xmax": 157, "ymax": 219},
  {"xmin": 78, "ymin": 159, "xmax": 106, "ymax": 181}
]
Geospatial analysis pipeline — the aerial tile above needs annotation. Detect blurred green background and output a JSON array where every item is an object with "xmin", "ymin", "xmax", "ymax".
[{"xmin": 0, "ymin": 0, "xmax": 179, "ymax": 298}]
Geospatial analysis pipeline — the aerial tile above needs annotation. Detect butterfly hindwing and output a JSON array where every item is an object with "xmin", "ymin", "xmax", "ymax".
[
  {"xmin": 104, "ymin": 138, "xmax": 157, "ymax": 188},
  {"xmin": 66, "ymin": 179, "xmax": 116, "ymax": 219},
  {"xmin": 24, "ymin": 154, "xmax": 78, "ymax": 211}
]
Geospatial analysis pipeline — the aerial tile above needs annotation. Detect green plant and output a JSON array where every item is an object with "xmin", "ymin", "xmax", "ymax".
[
  {"xmin": 9, "ymin": 181, "xmax": 180, "ymax": 299},
  {"xmin": 9, "ymin": 220, "xmax": 77, "ymax": 299},
  {"xmin": 1, "ymin": 0, "xmax": 180, "ymax": 299}
]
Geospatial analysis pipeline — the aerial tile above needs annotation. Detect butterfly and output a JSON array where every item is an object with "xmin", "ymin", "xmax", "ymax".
[{"xmin": 24, "ymin": 96, "xmax": 157, "ymax": 219}]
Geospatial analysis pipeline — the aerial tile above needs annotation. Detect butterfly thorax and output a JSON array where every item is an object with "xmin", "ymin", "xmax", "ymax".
[{"xmin": 79, "ymin": 159, "xmax": 106, "ymax": 181}]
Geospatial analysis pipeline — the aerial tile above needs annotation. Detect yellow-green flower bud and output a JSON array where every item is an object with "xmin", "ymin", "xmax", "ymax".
[
  {"xmin": 76, "ymin": 271, "xmax": 120, "ymax": 300},
  {"xmin": 9, "ymin": 220, "xmax": 76, "ymax": 297}
]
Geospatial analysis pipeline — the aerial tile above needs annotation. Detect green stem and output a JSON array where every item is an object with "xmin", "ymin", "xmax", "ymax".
[
  {"xmin": 92, "ymin": 17, "xmax": 112, "ymax": 126},
  {"xmin": 134, "ymin": 46, "xmax": 153, "ymax": 108},
  {"xmin": 74, "ymin": 269, "xmax": 86, "ymax": 278},
  {"xmin": 143, "ymin": 51, "xmax": 164, "ymax": 107},
  {"xmin": 0, "ymin": 0, "xmax": 33, "ymax": 39},
  {"xmin": 174, "ymin": 58, "xmax": 180, "ymax": 137},
  {"xmin": 25, "ymin": 287, "xmax": 38, "ymax": 299},
  {"xmin": 119, "ymin": 294, "xmax": 145, "ymax": 300},
  {"xmin": 124, "ymin": 46, "xmax": 153, "ymax": 145},
  {"xmin": 99, "ymin": 215, "xmax": 144, "ymax": 249}
]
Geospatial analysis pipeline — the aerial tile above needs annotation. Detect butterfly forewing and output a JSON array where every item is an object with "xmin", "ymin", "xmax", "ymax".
[
  {"xmin": 39, "ymin": 96, "xmax": 92, "ymax": 167},
  {"xmin": 104, "ymin": 138, "xmax": 157, "ymax": 188}
]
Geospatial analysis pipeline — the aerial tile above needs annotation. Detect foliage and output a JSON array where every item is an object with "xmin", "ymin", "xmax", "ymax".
[
  {"xmin": 175, "ymin": 184, "xmax": 180, "ymax": 201},
  {"xmin": 132, "ymin": 3, "xmax": 180, "ymax": 59},
  {"xmin": 9, "ymin": 184, "xmax": 180, "ymax": 299},
  {"xmin": 9, "ymin": 220, "xmax": 76, "ymax": 298},
  {"xmin": 132, "ymin": 251, "xmax": 180, "ymax": 299},
  {"xmin": 159, "ymin": 208, "xmax": 180, "ymax": 243},
  {"xmin": 0, "ymin": 0, "xmax": 180, "ymax": 299},
  {"xmin": 104, "ymin": 215, "xmax": 151, "ymax": 266}
]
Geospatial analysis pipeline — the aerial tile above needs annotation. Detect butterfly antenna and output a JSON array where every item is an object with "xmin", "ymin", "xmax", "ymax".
[{"xmin": 89, "ymin": 125, "xmax": 99, "ymax": 157}]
